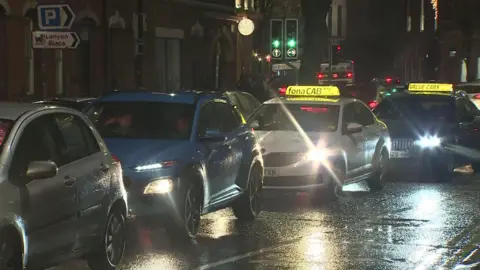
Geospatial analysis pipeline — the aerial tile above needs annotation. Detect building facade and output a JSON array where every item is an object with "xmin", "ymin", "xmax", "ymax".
[{"xmin": 0, "ymin": 0, "xmax": 256, "ymax": 101}]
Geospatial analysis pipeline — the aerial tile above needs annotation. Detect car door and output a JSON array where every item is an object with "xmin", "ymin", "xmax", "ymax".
[
  {"xmin": 196, "ymin": 101, "xmax": 233, "ymax": 200},
  {"xmin": 52, "ymin": 113, "xmax": 109, "ymax": 250},
  {"xmin": 9, "ymin": 114, "xmax": 78, "ymax": 259},
  {"xmin": 455, "ymin": 98, "xmax": 480, "ymax": 150},
  {"xmin": 212, "ymin": 101, "xmax": 246, "ymax": 190},
  {"xmin": 354, "ymin": 102, "xmax": 379, "ymax": 167},
  {"xmin": 341, "ymin": 103, "xmax": 366, "ymax": 177}
]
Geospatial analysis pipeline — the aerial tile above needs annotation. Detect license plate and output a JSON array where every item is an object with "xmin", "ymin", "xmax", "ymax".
[
  {"xmin": 391, "ymin": 151, "xmax": 410, "ymax": 158},
  {"xmin": 265, "ymin": 169, "xmax": 277, "ymax": 177}
]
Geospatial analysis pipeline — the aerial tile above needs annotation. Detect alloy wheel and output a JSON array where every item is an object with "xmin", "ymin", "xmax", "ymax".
[
  {"xmin": 249, "ymin": 169, "xmax": 262, "ymax": 215},
  {"xmin": 184, "ymin": 186, "xmax": 201, "ymax": 236},
  {"xmin": 105, "ymin": 213, "xmax": 125, "ymax": 266}
]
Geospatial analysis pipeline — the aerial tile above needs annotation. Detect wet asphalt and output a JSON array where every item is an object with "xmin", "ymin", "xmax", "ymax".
[{"xmin": 50, "ymin": 173, "xmax": 480, "ymax": 270}]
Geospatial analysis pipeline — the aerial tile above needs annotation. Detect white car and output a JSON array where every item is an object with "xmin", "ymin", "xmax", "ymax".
[
  {"xmin": 247, "ymin": 86, "xmax": 391, "ymax": 200},
  {"xmin": 455, "ymin": 82, "xmax": 480, "ymax": 109}
]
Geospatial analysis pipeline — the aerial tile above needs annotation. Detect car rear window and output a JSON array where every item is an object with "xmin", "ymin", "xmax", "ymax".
[{"xmin": 0, "ymin": 119, "xmax": 13, "ymax": 151}]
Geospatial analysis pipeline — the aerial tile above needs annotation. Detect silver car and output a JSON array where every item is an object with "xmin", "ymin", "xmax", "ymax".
[{"xmin": 0, "ymin": 103, "xmax": 127, "ymax": 269}]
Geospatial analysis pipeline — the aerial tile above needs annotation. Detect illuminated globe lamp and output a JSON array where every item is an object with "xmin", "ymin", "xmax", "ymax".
[{"xmin": 238, "ymin": 18, "xmax": 255, "ymax": 36}]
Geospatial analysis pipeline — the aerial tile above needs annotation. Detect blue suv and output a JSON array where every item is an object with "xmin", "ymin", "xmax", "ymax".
[{"xmin": 86, "ymin": 91, "xmax": 264, "ymax": 240}]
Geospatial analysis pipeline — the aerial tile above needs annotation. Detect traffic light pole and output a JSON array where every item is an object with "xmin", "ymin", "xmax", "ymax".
[{"xmin": 328, "ymin": 39, "xmax": 333, "ymax": 84}]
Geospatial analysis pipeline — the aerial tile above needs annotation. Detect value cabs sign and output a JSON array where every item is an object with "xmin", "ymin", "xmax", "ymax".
[
  {"xmin": 285, "ymin": 86, "xmax": 340, "ymax": 97},
  {"xmin": 408, "ymin": 83, "xmax": 453, "ymax": 92}
]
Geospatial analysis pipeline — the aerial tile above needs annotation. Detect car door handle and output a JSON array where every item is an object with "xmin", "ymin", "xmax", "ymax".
[
  {"xmin": 100, "ymin": 164, "xmax": 110, "ymax": 172},
  {"xmin": 64, "ymin": 176, "xmax": 76, "ymax": 187}
]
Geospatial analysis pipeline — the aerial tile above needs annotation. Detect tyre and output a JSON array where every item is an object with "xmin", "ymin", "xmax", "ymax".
[
  {"xmin": 366, "ymin": 150, "xmax": 389, "ymax": 191},
  {"xmin": 324, "ymin": 162, "xmax": 346, "ymax": 201},
  {"xmin": 232, "ymin": 164, "xmax": 263, "ymax": 221},
  {"xmin": 165, "ymin": 181, "xmax": 202, "ymax": 242},
  {"xmin": 0, "ymin": 230, "xmax": 22, "ymax": 270},
  {"xmin": 432, "ymin": 154, "xmax": 455, "ymax": 182},
  {"xmin": 87, "ymin": 208, "xmax": 126, "ymax": 270}
]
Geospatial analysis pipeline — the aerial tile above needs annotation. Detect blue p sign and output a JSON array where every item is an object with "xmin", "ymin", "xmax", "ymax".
[{"xmin": 37, "ymin": 4, "xmax": 75, "ymax": 30}]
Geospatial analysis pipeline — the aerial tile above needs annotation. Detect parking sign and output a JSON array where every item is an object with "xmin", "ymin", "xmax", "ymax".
[{"xmin": 37, "ymin": 4, "xmax": 75, "ymax": 30}]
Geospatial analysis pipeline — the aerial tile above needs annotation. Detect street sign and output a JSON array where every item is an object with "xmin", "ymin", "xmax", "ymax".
[
  {"xmin": 32, "ymin": 31, "xmax": 80, "ymax": 49},
  {"xmin": 37, "ymin": 4, "xmax": 75, "ymax": 30},
  {"xmin": 272, "ymin": 48, "xmax": 281, "ymax": 58},
  {"xmin": 286, "ymin": 48, "xmax": 297, "ymax": 58}
]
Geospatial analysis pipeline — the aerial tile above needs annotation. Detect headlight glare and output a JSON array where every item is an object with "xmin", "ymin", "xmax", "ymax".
[
  {"xmin": 306, "ymin": 149, "xmax": 326, "ymax": 161},
  {"xmin": 143, "ymin": 179, "xmax": 173, "ymax": 194},
  {"xmin": 416, "ymin": 136, "xmax": 441, "ymax": 148}
]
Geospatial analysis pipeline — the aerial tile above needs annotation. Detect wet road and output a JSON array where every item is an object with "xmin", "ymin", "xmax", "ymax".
[{"xmin": 51, "ymin": 175, "xmax": 480, "ymax": 270}]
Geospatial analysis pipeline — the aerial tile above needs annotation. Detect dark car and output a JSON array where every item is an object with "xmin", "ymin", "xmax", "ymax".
[
  {"xmin": 0, "ymin": 102, "xmax": 127, "ymax": 269},
  {"xmin": 373, "ymin": 84, "xmax": 480, "ymax": 181},
  {"xmin": 34, "ymin": 97, "xmax": 96, "ymax": 111}
]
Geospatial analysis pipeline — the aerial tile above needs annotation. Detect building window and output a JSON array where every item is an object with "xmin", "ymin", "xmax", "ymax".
[
  {"xmin": 154, "ymin": 38, "xmax": 181, "ymax": 92},
  {"xmin": 337, "ymin": 5, "xmax": 343, "ymax": 37},
  {"xmin": 420, "ymin": 0, "xmax": 425, "ymax": 32},
  {"xmin": 406, "ymin": 0, "xmax": 411, "ymax": 32}
]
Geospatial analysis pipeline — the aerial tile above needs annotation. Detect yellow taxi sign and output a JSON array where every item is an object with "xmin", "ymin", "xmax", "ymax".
[
  {"xmin": 286, "ymin": 86, "xmax": 340, "ymax": 97},
  {"xmin": 286, "ymin": 97, "xmax": 339, "ymax": 103},
  {"xmin": 408, "ymin": 83, "xmax": 453, "ymax": 92}
]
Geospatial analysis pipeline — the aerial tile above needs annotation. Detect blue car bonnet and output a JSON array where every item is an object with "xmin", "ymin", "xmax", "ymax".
[{"xmin": 103, "ymin": 138, "xmax": 191, "ymax": 167}]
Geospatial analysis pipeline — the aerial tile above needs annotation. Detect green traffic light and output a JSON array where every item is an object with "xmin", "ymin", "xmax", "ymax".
[
  {"xmin": 287, "ymin": 39, "xmax": 296, "ymax": 48},
  {"xmin": 272, "ymin": 40, "xmax": 280, "ymax": 48}
]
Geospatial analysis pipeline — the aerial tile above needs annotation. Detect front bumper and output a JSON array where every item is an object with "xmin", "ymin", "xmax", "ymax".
[
  {"xmin": 263, "ymin": 175, "xmax": 326, "ymax": 190},
  {"xmin": 389, "ymin": 144, "xmax": 450, "ymax": 171}
]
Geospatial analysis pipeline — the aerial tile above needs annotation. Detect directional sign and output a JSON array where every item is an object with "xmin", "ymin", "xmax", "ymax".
[
  {"xmin": 37, "ymin": 4, "xmax": 75, "ymax": 30},
  {"xmin": 286, "ymin": 48, "xmax": 297, "ymax": 58},
  {"xmin": 32, "ymin": 31, "xmax": 80, "ymax": 49},
  {"xmin": 272, "ymin": 48, "xmax": 281, "ymax": 58}
]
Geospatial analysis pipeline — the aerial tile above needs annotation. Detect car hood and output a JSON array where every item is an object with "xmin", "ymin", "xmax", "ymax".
[
  {"xmin": 254, "ymin": 130, "xmax": 333, "ymax": 154},
  {"xmin": 381, "ymin": 118, "xmax": 455, "ymax": 138},
  {"xmin": 103, "ymin": 138, "xmax": 191, "ymax": 167}
]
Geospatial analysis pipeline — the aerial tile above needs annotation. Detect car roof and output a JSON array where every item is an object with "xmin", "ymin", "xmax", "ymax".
[
  {"xmin": 51, "ymin": 97, "xmax": 96, "ymax": 102},
  {"xmin": 382, "ymin": 92, "xmax": 455, "ymax": 101},
  {"xmin": 0, "ymin": 102, "xmax": 49, "ymax": 120},
  {"xmin": 264, "ymin": 96, "xmax": 355, "ymax": 106},
  {"xmin": 96, "ymin": 90, "xmax": 226, "ymax": 104}
]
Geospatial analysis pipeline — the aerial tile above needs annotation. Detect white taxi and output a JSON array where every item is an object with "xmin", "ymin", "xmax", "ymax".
[{"xmin": 248, "ymin": 86, "xmax": 391, "ymax": 200}]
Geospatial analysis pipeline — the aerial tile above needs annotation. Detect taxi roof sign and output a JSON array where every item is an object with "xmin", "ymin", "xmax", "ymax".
[
  {"xmin": 285, "ymin": 86, "xmax": 340, "ymax": 97},
  {"xmin": 408, "ymin": 83, "xmax": 453, "ymax": 92}
]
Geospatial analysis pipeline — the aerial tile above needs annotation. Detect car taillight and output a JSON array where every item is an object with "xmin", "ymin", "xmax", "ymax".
[
  {"xmin": 332, "ymin": 73, "xmax": 338, "ymax": 79},
  {"xmin": 317, "ymin": 73, "xmax": 324, "ymax": 79},
  {"xmin": 347, "ymin": 72, "xmax": 353, "ymax": 78},
  {"xmin": 474, "ymin": 94, "xmax": 480, "ymax": 99},
  {"xmin": 279, "ymin": 86, "xmax": 287, "ymax": 95},
  {"xmin": 112, "ymin": 155, "xmax": 120, "ymax": 162},
  {"xmin": 368, "ymin": 101, "xmax": 378, "ymax": 109}
]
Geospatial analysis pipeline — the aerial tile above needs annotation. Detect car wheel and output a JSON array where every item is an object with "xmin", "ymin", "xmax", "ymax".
[
  {"xmin": 232, "ymin": 164, "xmax": 263, "ymax": 221},
  {"xmin": 166, "ymin": 181, "xmax": 202, "ymax": 242},
  {"xmin": 367, "ymin": 150, "xmax": 389, "ymax": 191},
  {"xmin": 0, "ymin": 232, "xmax": 22, "ymax": 270},
  {"xmin": 324, "ymin": 163, "xmax": 345, "ymax": 201},
  {"xmin": 87, "ymin": 208, "xmax": 126, "ymax": 270},
  {"xmin": 433, "ymin": 154, "xmax": 455, "ymax": 182}
]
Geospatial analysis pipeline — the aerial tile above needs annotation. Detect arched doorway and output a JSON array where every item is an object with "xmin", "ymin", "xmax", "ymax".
[
  {"xmin": 25, "ymin": 8, "xmax": 43, "ymax": 100},
  {"xmin": 0, "ymin": 5, "xmax": 7, "ymax": 100},
  {"xmin": 74, "ymin": 17, "xmax": 97, "ymax": 96}
]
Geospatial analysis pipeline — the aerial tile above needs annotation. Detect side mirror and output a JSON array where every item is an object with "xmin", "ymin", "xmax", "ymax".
[
  {"xmin": 346, "ymin": 122, "xmax": 363, "ymax": 134},
  {"xmin": 26, "ymin": 161, "xmax": 58, "ymax": 179},
  {"xmin": 250, "ymin": 120, "xmax": 260, "ymax": 129},
  {"xmin": 198, "ymin": 128, "xmax": 226, "ymax": 142}
]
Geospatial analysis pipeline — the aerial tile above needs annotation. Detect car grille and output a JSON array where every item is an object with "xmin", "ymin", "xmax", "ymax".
[
  {"xmin": 392, "ymin": 138, "xmax": 414, "ymax": 150},
  {"xmin": 263, "ymin": 176, "xmax": 323, "ymax": 187},
  {"xmin": 263, "ymin": 152, "xmax": 303, "ymax": 167}
]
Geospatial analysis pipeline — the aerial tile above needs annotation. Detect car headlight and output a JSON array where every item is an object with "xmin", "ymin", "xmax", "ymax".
[
  {"xmin": 416, "ymin": 136, "xmax": 441, "ymax": 148},
  {"xmin": 134, "ymin": 160, "xmax": 175, "ymax": 172},
  {"xmin": 144, "ymin": 179, "xmax": 173, "ymax": 194},
  {"xmin": 306, "ymin": 149, "xmax": 327, "ymax": 161}
]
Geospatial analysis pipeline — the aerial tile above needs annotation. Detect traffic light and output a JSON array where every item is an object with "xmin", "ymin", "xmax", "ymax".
[
  {"xmin": 285, "ymin": 19, "xmax": 298, "ymax": 59},
  {"xmin": 270, "ymin": 19, "xmax": 284, "ymax": 59}
]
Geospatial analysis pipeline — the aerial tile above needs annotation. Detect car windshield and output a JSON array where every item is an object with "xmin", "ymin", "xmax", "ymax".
[
  {"xmin": 0, "ymin": 119, "xmax": 13, "ymax": 152},
  {"xmin": 374, "ymin": 96, "xmax": 456, "ymax": 122},
  {"xmin": 86, "ymin": 102, "xmax": 195, "ymax": 140},
  {"xmin": 455, "ymin": 85, "xmax": 480, "ymax": 94},
  {"xmin": 248, "ymin": 104, "xmax": 340, "ymax": 132}
]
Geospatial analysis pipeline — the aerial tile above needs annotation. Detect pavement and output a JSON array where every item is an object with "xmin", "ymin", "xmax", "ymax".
[{"xmin": 49, "ymin": 173, "xmax": 480, "ymax": 270}]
